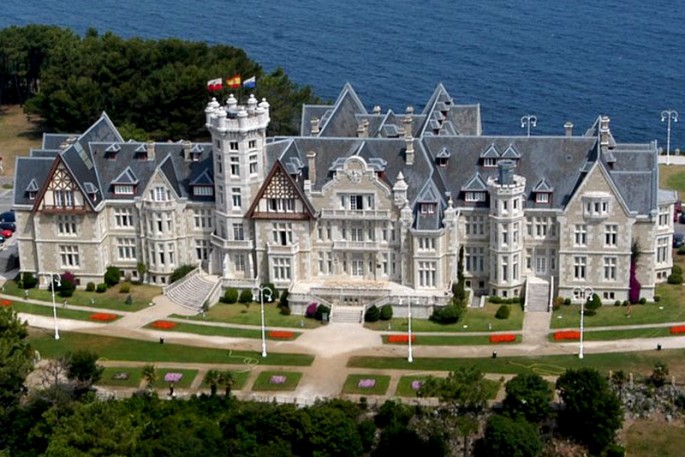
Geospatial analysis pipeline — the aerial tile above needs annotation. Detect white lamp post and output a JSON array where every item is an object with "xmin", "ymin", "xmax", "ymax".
[
  {"xmin": 573, "ymin": 286, "xmax": 593, "ymax": 359},
  {"xmin": 45, "ymin": 273, "xmax": 61, "ymax": 340},
  {"xmin": 520, "ymin": 114, "xmax": 537, "ymax": 136},
  {"xmin": 253, "ymin": 285, "xmax": 273, "ymax": 357},
  {"xmin": 407, "ymin": 297, "xmax": 414, "ymax": 363},
  {"xmin": 661, "ymin": 110, "xmax": 679, "ymax": 166}
]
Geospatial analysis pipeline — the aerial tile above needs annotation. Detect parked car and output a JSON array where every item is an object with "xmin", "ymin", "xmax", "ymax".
[
  {"xmin": 0, "ymin": 211, "xmax": 14, "ymax": 223},
  {"xmin": 679, "ymin": 213, "xmax": 685, "ymax": 225},
  {"xmin": 0, "ymin": 229, "xmax": 11, "ymax": 239},
  {"xmin": 0, "ymin": 222, "xmax": 15, "ymax": 232},
  {"xmin": 674, "ymin": 232, "xmax": 685, "ymax": 248},
  {"xmin": 0, "ymin": 235, "xmax": 5, "ymax": 244}
]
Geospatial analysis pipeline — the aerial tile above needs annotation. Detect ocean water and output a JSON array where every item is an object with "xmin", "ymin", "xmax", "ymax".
[{"xmin": 2, "ymin": 0, "xmax": 684, "ymax": 146}]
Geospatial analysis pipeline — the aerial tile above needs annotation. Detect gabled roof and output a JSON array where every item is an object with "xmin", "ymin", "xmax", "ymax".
[
  {"xmin": 501, "ymin": 144, "xmax": 521, "ymax": 159},
  {"xmin": 317, "ymin": 83, "xmax": 368, "ymax": 137},
  {"xmin": 480, "ymin": 144, "xmax": 500, "ymax": 158},
  {"xmin": 246, "ymin": 160, "xmax": 317, "ymax": 219},
  {"xmin": 461, "ymin": 173, "xmax": 488, "ymax": 191},
  {"xmin": 436, "ymin": 147, "xmax": 451, "ymax": 159},
  {"xmin": 532, "ymin": 178, "xmax": 554, "ymax": 192},
  {"xmin": 25, "ymin": 178, "xmax": 39, "ymax": 192},
  {"xmin": 111, "ymin": 167, "xmax": 139, "ymax": 185},
  {"xmin": 190, "ymin": 169, "xmax": 213, "ymax": 186}
]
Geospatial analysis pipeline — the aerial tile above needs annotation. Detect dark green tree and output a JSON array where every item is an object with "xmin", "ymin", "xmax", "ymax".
[
  {"xmin": 502, "ymin": 373, "xmax": 553, "ymax": 424},
  {"xmin": 64, "ymin": 350, "xmax": 103, "ymax": 394},
  {"xmin": 556, "ymin": 368, "xmax": 623, "ymax": 455},
  {"xmin": 473, "ymin": 414, "xmax": 542, "ymax": 457}
]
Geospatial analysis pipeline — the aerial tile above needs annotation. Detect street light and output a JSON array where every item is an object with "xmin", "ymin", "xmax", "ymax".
[
  {"xmin": 661, "ymin": 110, "xmax": 679, "ymax": 166},
  {"xmin": 407, "ymin": 297, "xmax": 414, "ymax": 363},
  {"xmin": 520, "ymin": 114, "xmax": 537, "ymax": 136},
  {"xmin": 44, "ymin": 273, "xmax": 61, "ymax": 340},
  {"xmin": 573, "ymin": 286, "xmax": 594, "ymax": 359},
  {"xmin": 252, "ymin": 284, "xmax": 273, "ymax": 357}
]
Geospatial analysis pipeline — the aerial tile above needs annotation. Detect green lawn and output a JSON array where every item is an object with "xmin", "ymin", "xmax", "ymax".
[
  {"xmin": 9, "ymin": 301, "xmax": 120, "ymax": 321},
  {"xmin": 625, "ymin": 419, "xmax": 685, "ymax": 457},
  {"xmin": 28, "ymin": 330, "xmax": 314, "ymax": 367},
  {"xmin": 348, "ymin": 348, "xmax": 685, "ymax": 379},
  {"xmin": 3, "ymin": 280, "xmax": 160, "ymax": 312},
  {"xmin": 156, "ymin": 368, "xmax": 198, "ymax": 389},
  {"xmin": 176, "ymin": 302, "xmax": 320, "ymax": 329},
  {"xmin": 98, "ymin": 367, "xmax": 142, "ymax": 388},
  {"xmin": 550, "ymin": 327, "xmax": 678, "ymax": 342},
  {"xmin": 152, "ymin": 320, "xmax": 301, "ymax": 340},
  {"xmin": 341, "ymin": 374, "xmax": 391, "ymax": 395},
  {"xmin": 551, "ymin": 285, "xmax": 685, "ymax": 329},
  {"xmin": 383, "ymin": 334, "xmax": 520, "ymax": 346},
  {"xmin": 200, "ymin": 370, "xmax": 251, "ymax": 391},
  {"xmin": 365, "ymin": 303, "xmax": 524, "ymax": 333},
  {"xmin": 660, "ymin": 164, "xmax": 685, "ymax": 200},
  {"xmin": 251, "ymin": 370, "xmax": 303, "ymax": 391}
]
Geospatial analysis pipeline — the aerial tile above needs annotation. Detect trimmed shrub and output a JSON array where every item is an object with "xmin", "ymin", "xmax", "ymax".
[
  {"xmin": 639, "ymin": 297, "xmax": 647, "ymax": 305},
  {"xmin": 279, "ymin": 305, "xmax": 291, "ymax": 316},
  {"xmin": 553, "ymin": 296, "xmax": 565, "ymax": 311},
  {"xmin": 104, "ymin": 266, "xmax": 121, "ymax": 287},
  {"xmin": 564, "ymin": 298, "xmax": 572, "ymax": 306},
  {"xmin": 96, "ymin": 283, "xmax": 107, "ymax": 293},
  {"xmin": 315, "ymin": 304, "xmax": 330, "ymax": 321},
  {"xmin": 582, "ymin": 309, "xmax": 597, "ymax": 317},
  {"xmin": 614, "ymin": 300, "xmax": 622, "ymax": 307},
  {"xmin": 305, "ymin": 303, "xmax": 318, "ymax": 318},
  {"xmin": 125, "ymin": 294, "xmax": 133, "ymax": 305},
  {"xmin": 622, "ymin": 300, "xmax": 630, "ymax": 307},
  {"xmin": 59, "ymin": 279, "xmax": 76, "ymax": 298},
  {"xmin": 495, "ymin": 304, "xmax": 510, "ymax": 319},
  {"xmin": 667, "ymin": 273, "xmax": 683, "ymax": 284},
  {"xmin": 585, "ymin": 293, "xmax": 602, "ymax": 311},
  {"xmin": 119, "ymin": 282, "xmax": 131, "ymax": 294},
  {"xmin": 673, "ymin": 265, "xmax": 683, "ymax": 275},
  {"xmin": 430, "ymin": 304, "xmax": 464, "ymax": 324},
  {"xmin": 279, "ymin": 290, "xmax": 289, "ymax": 308},
  {"xmin": 365, "ymin": 305, "xmax": 380, "ymax": 322},
  {"xmin": 86, "ymin": 282, "xmax": 96, "ymax": 292},
  {"xmin": 379, "ymin": 304, "xmax": 393, "ymax": 320},
  {"xmin": 22, "ymin": 272, "xmax": 38, "ymax": 289},
  {"xmin": 238, "ymin": 289, "xmax": 253, "ymax": 304},
  {"xmin": 170, "ymin": 264, "xmax": 194, "ymax": 284},
  {"xmin": 223, "ymin": 288, "xmax": 238, "ymax": 304},
  {"xmin": 654, "ymin": 295, "xmax": 661, "ymax": 302}
]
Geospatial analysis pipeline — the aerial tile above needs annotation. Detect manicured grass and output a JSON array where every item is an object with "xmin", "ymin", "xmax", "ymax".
[
  {"xmin": 394, "ymin": 374, "xmax": 501, "ymax": 399},
  {"xmin": 150, "ymin": 320, "xmax": 301, "ymax": 340},
  {"xmin": 98, "ymin": 367, "xmax": 143, "ymax": 388},
  {"xmin": 660, "ymin": 164, "xmax": 685, "ymax": 200},
  {"xmin": 4, "ymin": 280, "xmax": 160, "ymax": 312},
  {"xmin": 27, "ymin": 330, "xmax": 314, "ymax": 366},
  {"xmin": 549, "ymin": 327, "xmax": 678, "ymax": 342},
  {"xmin": 176, "ymin": 302, "xmax": 320, "ymax": 329},
  {"xmin": 625, "ymin": 419, "xmax": 685, "ymax": 457},
  {"xmin": 10, "ymin": 301, "xmax": 119, "ymax": 321},
  {"xmin": 342, "ymin": 374, "xmax": 391, "ymax": 395},
  {"xmin": 551, "ymin": 285, "xmax": 685, "ymax": 329},
  {"xmin": 251, "ymin": 370, "xmax": 303, "ymax": 391},
  {"xmin": 348, "ymin": 348, "xmax": 685, "ymax": 379},
  {"xmin": 365, "ymin": 303, "xmax": 524, "ymax": 333},
  {"xmin": 382, "ymin": 334, "xmax": 521, "ymax": 346},
  {"xmin": 200, "ymin": 370, "xmax": 251, "ymax": 391},
  {"xmin": 156, "ymin": 368, "xmax": 198, "ymax": 389}
]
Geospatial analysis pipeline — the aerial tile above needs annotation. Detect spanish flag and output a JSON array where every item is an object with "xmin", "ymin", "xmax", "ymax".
[{"xmin": 227, "ymin": 74, "xmax": 241, "ymax": 89}]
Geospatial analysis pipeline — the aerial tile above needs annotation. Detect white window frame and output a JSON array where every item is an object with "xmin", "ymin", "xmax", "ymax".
[
  {"xmin": 117, "ymin": 238, "xmax": 137, "ymax": 260},
  {"xmin": 574, "ymin": 224, "xmax": 587, "ymax": 246},
  {"xmin": 57, "ymin": 215, "xmax": 77, "ymax": 236},
  {"xmin": 605, "ymin": 224, "xmax": 618, "ymax": 247},
  {"xmin": 272, "ymin": 257, "xmax": 291, "ymax": 280},
  {"xmin": 59, "ymin": 245, "xmax": 80, "ymax": 268},
  {"xmin": 573, "ymin": 256, "xmax": 587, "ymax": 280},
  {"xmin": 603, "ymin": 256, "xmax": 617, "ymax": 281}
]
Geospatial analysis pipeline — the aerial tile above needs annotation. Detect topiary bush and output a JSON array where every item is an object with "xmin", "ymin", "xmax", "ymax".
[
  {"xmin": 585, "ymin": 293, "xmax": 602, "ymax": 311},
  {"xmin": 238, "ymin": 289, "xmax": 253, "ymax": 304},
  {"xmin": 673, "ymin": 265, "xmax": 683, "ymax": 275},
  {"xmin": 564, "ymin": 298, "xmax": 572, "ymax": 306},
  {"xmin": 22, "ymin": 272, "xmax": 38, "ymax": 289},
  {"xmin": 639, "ymin": 297, "xmax": 647, "ymax": 305},
  {"xmin": 279, "ymin": 290, "xmax": 289, "ymax": 308},
  {"xmin": 119, "ymin": 282, "xmax": 131, "ymax": 293},
  {"xmin": 654, "ymin": 295, "xmax": 661, "ymax": 302},
  {"xmin": 614, "ymin": 300, "xmax": 622, "ymax": 307},
  {"xmin": 86, "ymin": 282, "xmax": 95, "ymax": 292},
  {"xmin": 379, "ymin": 304, "xmax": 393, "ymax": 320},
  {"xmin": 59, "ymin": 277, "xmax": 76, "ymax": 297},
  {"xmin": 170, "ymin": 264, "xmax": 194, "ymax": 284},
  {"xmin": 305, "ymin": 302, "xmax": 318, "ymax": 318},
  {"xmin": 96, "ymin": 283, "xmax": 107, "ymax": 293},
  {"xmin": 430, "ymin": 304, "xmax": 464, "ymax": 324},
  {"xmin": 495, "ymin": 304, "xmax": 510, "ymax": 319},
  {"xmin": 104, "ymin": 266, "xmax": 121, "ymax": 287},
  {"xmin": 315, "ymin": 304, "xmax": 330, "ymax": 321},
  {"xmin": 223, "ymin": 288, "xmax": 238, "ymax": 304},
  {"xmin": 668, "ymin": 273, "xmax": 683, "ymax": 284},
  {"xmin": 364, "ymin": 305, "xmax": 380, "ymax": 322}
]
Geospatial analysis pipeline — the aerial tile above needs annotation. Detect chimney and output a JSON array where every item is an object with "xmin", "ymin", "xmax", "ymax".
[
  {"xmin": 307, "ymin": 151, "xmax": 317, "ymax": 185},
  {"xmin": 310, "ymin": 117, "xmax": 320, "ymax": 135},
  {"xmin": 182, "ymin": 140, "xmax": 192, "ymax": 161},
  {"xmin": 403, "ymin": 106, "xmax": 414, "ymax": 165},
  {"xmin": 146, "ymin": 140, "xmax": 155, "ymax": 161},
  {"xmin": 564, "ymin": 121, "xmax": 574, "ymax": 137},
  {"xmin": 357, "ymin": 119, "xmax": 369, "ymax": 138},
  {"xmin": 498, "ymin": 160, "xmax": 515, "ymax": 186},
  {"xmin": 373, "ymin": 105, "xmax": 381, "ymax": 115},
  {"xmin": 599, "ymin": 116, "xmax": 611, "ymax": 150}
]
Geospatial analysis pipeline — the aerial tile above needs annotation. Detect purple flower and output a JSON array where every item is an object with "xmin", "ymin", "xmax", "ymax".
[
  {"xmin": 358, "ymin": 378, "xmax": 376, "ymax": 388},
  {"xmin": 164, "ymin": 373, "xmax": 183, "ymax": 383},
  {"xmin": 270, "ymin": 375, "xmax": 287, "ymax": 385},
  {"xmin": 411, "ymin": 380, "xmax": 423, "ymax": 390}
]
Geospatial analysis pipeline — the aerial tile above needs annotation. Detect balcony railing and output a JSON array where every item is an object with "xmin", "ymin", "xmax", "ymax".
[
  {"xmin": 210, "ymin": 233, "xmax": 253, "ymax": 249},
  {"xmin": 333, "ymin": 240, "xmax": 381, "ymax": 251},
  {"xmin": 319, "ymin": 209, "xmax": 391, "ymax": 220},
  {"xmin": 267, "ymin": 242, "xmax": 299, "ymax": 255}
]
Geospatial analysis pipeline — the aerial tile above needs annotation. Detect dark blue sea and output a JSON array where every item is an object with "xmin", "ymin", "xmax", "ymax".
[{"xmin": 2, "ymin": 0, "xmax": 684, "ymax": 146}]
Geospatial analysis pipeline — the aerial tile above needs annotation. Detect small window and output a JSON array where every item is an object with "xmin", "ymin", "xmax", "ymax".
[{"xmin": 536, "ymin": 193, "xmax": 549, "ymax": 203}]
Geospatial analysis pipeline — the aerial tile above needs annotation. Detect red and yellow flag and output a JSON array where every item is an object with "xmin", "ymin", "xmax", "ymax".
[{"xmin": 227, "ymin": 74, "xmax": 241, "ymax": 89}]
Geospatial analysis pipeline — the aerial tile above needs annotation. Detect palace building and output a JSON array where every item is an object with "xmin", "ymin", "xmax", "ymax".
[{"xmin": 13, "ymin": 84, "xmax": 677, "ymax": 316}]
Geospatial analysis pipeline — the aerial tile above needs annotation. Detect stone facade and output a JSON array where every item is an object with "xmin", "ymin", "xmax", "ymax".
[{"xmin": 13, "ymin": 84, "xmax": 676, "ymax": 311}]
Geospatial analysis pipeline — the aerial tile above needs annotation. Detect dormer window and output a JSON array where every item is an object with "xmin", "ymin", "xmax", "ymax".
[
  {"xmin": 420, "ymin": 203, "xmax": 436, "ymax": 214},
  {"xmin": 436, "ymin": 147, "xmax": 451, "ymax": 168},
  {"xmin": 192, "ymin": 185, "xmax": 214, "ymax": 197},
  {"xmin": 536, "ymin": 193, "xmax": 549, "ymax": 203},
  {"xmin": 465, "ymin": 192, "xmax": 487, "ymax": 202},
  {"xmin": 583, "ymin": 193, "xmax": 610, "ymax": 220},
  {"xmin": 437, "ymin": 157, "xmax": 448, "ymax": 167},
  {"xmin": 29, "ymin": 191, "xmax": 37, "ymax": 200},
  {"xmin": 114, "ymin": 185, "xmax": 134, "ymax": 195},
  {"xmin": 483, "ymin": 158, "xmax": 496, "ymax": 167}
]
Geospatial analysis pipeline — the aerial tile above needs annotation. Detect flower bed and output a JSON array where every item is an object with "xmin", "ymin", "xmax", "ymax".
[
  {"xmin": 270, "ymin": 375, "xmax": 287, "ymax": 385},
  {"xmin": 151, "ymin": 320, "xmax": 177, "ymax": 330},
  {"xmin": 670, "ymin": 325, "xmax": 685, "ymax": 335},
  {"xmin": 269, "ymin": 330, "xmax": 295, "ymax": 339},
  {"xmin": 0, "ymin": 299, "xmax": 12, "ymax": 307},
  {"xmin": 554, "ymin": 330, "xmax": 581, "ymax": 341},
  {"xmin": 164, "ymin": 372, "xmax": 183, "ymax": 383},
  {"xmin": 358, "ymin": 378, "xmax": 376, "ymax": 389},
  {"xmin": 489, "ymin": 333, "xmax": 517, "ymax": 344},
  {"xmin": 387, "ymin": 334, "xmax": 417, "ymax": 344},
  {"xmin": 89, "ymin": 312, "xmax": 118, "ymax": 322},
  {"xmin": 411, "ymin": 380, "xmax": 423, "ymax": 391}
]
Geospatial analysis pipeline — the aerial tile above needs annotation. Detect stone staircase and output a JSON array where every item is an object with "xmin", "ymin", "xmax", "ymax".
[
  {"xmin": 330, "ymin": 306, "xmax": 364, "ymax": 324},
  {"xmin": 165, "ymin": 273, "xmax": 220, "ymax": 311},
  {"xmin": 526, "ymin": 277, "xmax": 550, "ymax": 312}
]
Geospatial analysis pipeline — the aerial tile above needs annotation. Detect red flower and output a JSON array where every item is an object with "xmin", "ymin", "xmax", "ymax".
[
  {"xmin": 89, "ymin": 312, "xmax": 118, "ymax": 322},
  {"xmin": 489, "ymin": 334, "xmax": 517, "ymax": 343},
  {"xmin": 670, "ymin": 325, "xmax": 685, "ymax": 335},
  {"xmin": 0, "ymin": 299, "xmax": 12, "ymax": 307},
  {"xmin": 387, "ymin": 334, "xmax": 416, "ymax": 344},
  {"xmin": 151, "ymin": 320, "xmax": 177, "ymax": 329},
  {"xmin": 554, "ymin": 330, "xmax": 581, "ymax": 341},
  {"xmin": 268, "ymin": 330, "xmax": 295, "ymax": 339}
]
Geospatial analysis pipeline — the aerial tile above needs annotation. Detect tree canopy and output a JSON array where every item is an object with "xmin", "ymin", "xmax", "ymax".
[
  {"xmin": 502, "ymin": 373, "xmax": 553, "ymax": 424},
  {"xmin": 0, "ymin": 25, "xmax": 319, "ymax": 139}
]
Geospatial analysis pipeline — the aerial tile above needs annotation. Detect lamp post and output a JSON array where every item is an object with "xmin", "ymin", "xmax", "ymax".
[
  {"xmin": 407, "ymin": 297, "xmax": 414, "ymax": 363},
  {"xmin": 253, "ymin": 285, "xmax": 273, "ymax": 357},
  {"xmin": 45, "ymin": 273, "xmax": 61, "ymax": 340},
  {"xmin": 573, "ymin": 286, "xmax": 593, "ymax": 359},
  {"xmin": 661, "ymin": 110, "xmax": 679, "ymax": 166},
  {"xmin": 520, "ymin": 114, "xmax": 537, "ymax": 136}
]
